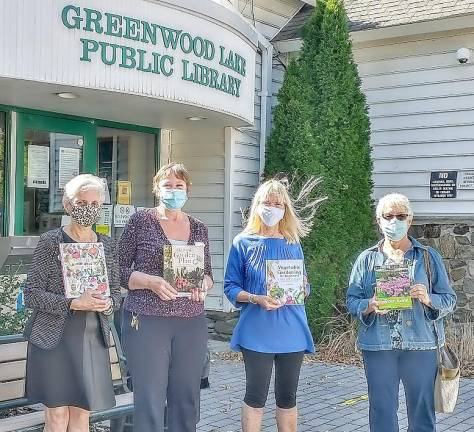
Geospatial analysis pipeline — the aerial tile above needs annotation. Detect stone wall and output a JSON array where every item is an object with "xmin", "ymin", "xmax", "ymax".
[
  {"xmin": 206, "ymin": 310, "xmax": 239, "ymax": 341},
  {"xmin": 409, "ymin": 222, "xmax": 474, "ymax": 323}
]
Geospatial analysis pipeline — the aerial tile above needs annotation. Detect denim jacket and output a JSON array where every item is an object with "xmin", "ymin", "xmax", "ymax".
[{"xmin": 346, "ymin": 237, "xmax": 457, "ymax": 351}]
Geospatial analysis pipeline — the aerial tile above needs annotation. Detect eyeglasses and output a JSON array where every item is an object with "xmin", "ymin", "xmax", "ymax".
[{"xmin": 382, "ymin": 213, "xmax": 409, "ymax": 221}]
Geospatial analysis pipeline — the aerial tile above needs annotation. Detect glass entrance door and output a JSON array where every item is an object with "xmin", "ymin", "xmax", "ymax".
[
  {"xmin": 15, "ymin": 114, "xmax": 95, "ymax": 235},
  {"xmin": 97, "ymin": 127, "xmax": 157, "ymax": 238}
]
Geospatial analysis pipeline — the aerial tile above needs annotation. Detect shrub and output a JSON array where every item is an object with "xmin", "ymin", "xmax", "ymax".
[{"xmin": 265, "ymin": 0, "xmax": 376, "ymax": 338}]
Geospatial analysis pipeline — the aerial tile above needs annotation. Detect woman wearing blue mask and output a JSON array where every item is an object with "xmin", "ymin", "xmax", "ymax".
[
  {"xmin": 347, "ymin": 193, "xmax": 457, "ymax": 432},
  {"xmin": 119, "ymin": 163, "xmax": 213, "ymax": 432},
  {"xmin": 224, "ymin": 178, "xmax": 321, "ymax": 432}
]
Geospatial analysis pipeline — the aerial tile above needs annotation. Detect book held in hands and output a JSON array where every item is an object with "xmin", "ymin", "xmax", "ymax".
[
  {"xmin": 266, "ymin": 259, "xmax": 305, "ymax": 305},
  {"xmin": 375, "ymin": 264, "xmax": 412, "ymax": 310},
  {"xmin": 59, "ymin": 242, "xmax": 110, "ymax": 299},
  {"xmin": 163, "ymin": 244, "xmax": 205, "ymax": 297}
]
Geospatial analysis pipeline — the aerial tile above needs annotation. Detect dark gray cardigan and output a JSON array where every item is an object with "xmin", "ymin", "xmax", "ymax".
[{"xmin": 23, "ymin": 228, "xmax": 122, "ymax": 350}]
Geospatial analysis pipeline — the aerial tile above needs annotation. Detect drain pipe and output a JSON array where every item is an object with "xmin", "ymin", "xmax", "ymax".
[{"xmin": 257, "ymin": 34, "xmax": 273, "ymax": 178}]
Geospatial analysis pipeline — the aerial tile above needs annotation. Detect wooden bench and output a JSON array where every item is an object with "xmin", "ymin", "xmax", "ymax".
[{"xmin": 0, "ymin": 324, "xmax": 134, "ymax": 432}]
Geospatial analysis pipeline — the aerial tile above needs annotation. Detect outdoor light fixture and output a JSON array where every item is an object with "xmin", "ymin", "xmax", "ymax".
[
  {"xmin": 456, "ymin": 48, "xmax": 471, "ymax": 64},
  {"xmin": 187, "ymin": 116, "xmax": 207, "ymax": 121},
  {"xmin": 56, "ymin": 92, "xmax": 78, "ymax": 99}
]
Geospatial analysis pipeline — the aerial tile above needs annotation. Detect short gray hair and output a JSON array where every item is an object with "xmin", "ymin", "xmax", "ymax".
[
  {"xmin": 376, "ymin": 193, "xmax": 413, "ymax": 219},
  {"xmin": 62, "ymin": 174, "xmax": 105, "ymax": 206}
]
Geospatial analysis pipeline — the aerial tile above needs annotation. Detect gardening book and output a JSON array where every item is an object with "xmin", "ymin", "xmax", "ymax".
[
  {"xmin": 375, "ymin": 263, "xmax": 413, "ymax": 310},
  {"xmin": 266, "ymin": 259, "xmax": 305, "ymax": 305},
  {"xmin": 59, "ymin": 243, "xmax": 110, "ymax": 299},
  {"xmin": 163, "ymin": 244, "xmax": 205, "ymax": 297}
]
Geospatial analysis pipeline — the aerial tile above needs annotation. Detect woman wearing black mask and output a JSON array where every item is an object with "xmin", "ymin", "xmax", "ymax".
[{"xmin": 24, "ymin": 174, "xmax": 121, "ymax": 432}]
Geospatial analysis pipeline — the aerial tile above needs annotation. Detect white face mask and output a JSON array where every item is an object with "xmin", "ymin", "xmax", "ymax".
[{"xmin": 257, "ymin": 205, "xmax": 285, "ymax": 227}]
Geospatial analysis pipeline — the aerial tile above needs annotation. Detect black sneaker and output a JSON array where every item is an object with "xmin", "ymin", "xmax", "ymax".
[{"xmin": 200, "ymin": 377, "xmax": 210, "ymax": 389}]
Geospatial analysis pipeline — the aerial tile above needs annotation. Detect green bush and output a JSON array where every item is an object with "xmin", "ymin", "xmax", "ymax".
[
  {"xmin": 265, "ymin": 0, "xmax": 376, "ymax": 338},
  {"xmin": 0, "ymin": 271, "xmax": 30, "ymax": 336}
]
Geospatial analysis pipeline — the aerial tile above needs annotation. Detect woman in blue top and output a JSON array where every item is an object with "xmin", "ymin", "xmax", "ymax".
[
  {"xmin": 224, "ymin": 178, "xmax": 316, "ymax": 432},
  {"xmin": 346, "ymin": 193, "xmax": 457, "ymax": 432}
]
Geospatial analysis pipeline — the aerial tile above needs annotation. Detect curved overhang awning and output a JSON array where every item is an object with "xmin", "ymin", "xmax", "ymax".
[{"xmin": 0, "ymin": 0, "xmax": 259, "ymax": 127}]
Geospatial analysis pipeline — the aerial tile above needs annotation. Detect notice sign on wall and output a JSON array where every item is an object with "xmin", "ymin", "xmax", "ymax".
[
  {"xmin": 430, "ymin": 171, "xmax": 457, "ymax": 199},
  {"xmin": 58, "ymin": 147, "xmax": 80, "ymax": 189},
  {"xmin": 458, "ymin": 171, "xmax": 474, "ymax": 190},
  {"xmin": 113, "ymin": 204, "xmax": 136, "ymax": 227},
  {"xmin": 27, "ymin": 145, "xmax": 50, "ymax": 189}
]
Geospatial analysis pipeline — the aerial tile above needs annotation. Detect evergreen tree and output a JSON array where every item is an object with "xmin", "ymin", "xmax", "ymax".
[{"xmin": 264, "ymin": 0, "xmax": 376, "ymax": 337}]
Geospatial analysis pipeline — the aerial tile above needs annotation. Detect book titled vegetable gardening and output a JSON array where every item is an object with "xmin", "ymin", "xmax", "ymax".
[
  {"xmin": 163, "ymin": 244, "xmax": 205, "ymax": 296},
  {"xmin": 266, "ymin": 259, "xmax": 305, "ymax": 305},
  {"xmin": 59, "ymin": 243, "xmax": 110, "ymax": 299},
  {"xmin": 375, "ymin": 263, "xmax": 413, "ymax": 310}
]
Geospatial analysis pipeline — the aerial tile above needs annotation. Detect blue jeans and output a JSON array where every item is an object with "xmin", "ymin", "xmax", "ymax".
[{"xmin": 363, "ymin": 349, "xmax": 437, "ymax": 432}]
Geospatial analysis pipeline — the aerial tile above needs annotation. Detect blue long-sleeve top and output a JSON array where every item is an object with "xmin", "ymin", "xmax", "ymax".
[{"xmin": 224, "ymin": 233, "xmax": 315, "ymax": 353}]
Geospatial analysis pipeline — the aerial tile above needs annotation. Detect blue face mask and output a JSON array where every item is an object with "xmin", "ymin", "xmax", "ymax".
[
  {"xmin": 380, "ymin": 218, "xmax": 408, "ymax": 241},
  {"xmin": 160, "ymin": 188, "xmax": 187, "ymax": 210}
]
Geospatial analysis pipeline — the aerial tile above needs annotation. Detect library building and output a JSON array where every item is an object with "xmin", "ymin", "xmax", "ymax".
[{"xmin": 0, "ymin": 0, "xmax": 271, "ymax": 316}]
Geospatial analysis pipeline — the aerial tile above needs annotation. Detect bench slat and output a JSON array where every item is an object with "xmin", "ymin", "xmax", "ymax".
[
  {"xmin": 0, "ymin": 380, "xmax": 25, "ymax": 403},
  {"xmin": 0, "ymin": 393, "xmax": 134, "ymax": 432},
  {"xmin": 115, "ymin": 392, "xmax": 133, "ymax": 406},
  {"xmin": 0, "ymin": 360, "xmax": 26, "ymax": 382},
  {"xmin": 0, "ymin": 342, "xmax": 27, "ymax": 363},
  {"xmin": 0, "ymin": 410, "xmax": 44, "ymax": 432},
  {"xmin": 109, "ymin": 347, "xmax": 118, "ymax": 364},
  {"xmin": 111, "ymin": 363, "xmax": 121, "ymax": 381}
]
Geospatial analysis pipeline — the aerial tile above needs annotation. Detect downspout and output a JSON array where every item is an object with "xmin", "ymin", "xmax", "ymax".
[{"xmin": 257, "ymin": 34, "xmax": 273, "ymax": 177}]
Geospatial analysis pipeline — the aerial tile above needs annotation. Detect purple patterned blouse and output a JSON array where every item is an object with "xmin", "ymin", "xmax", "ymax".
[{"xmin": 118, "ymin": 209, "xmax": 213, "ymax": 317}]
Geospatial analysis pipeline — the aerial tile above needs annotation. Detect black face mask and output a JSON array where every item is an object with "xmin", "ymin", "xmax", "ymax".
[{"xmin": 69, "ymin": 203, "xmax": 101, "ymax": 227}]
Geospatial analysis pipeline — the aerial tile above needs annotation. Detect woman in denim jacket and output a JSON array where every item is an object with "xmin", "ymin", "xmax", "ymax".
[{"xmin": 347, "ymin": 193, "xmax": 456, "ymax": 432}]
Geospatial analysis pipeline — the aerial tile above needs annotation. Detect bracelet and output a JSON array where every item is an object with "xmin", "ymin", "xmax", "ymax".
[{"xmin": 248, "ymin": 294, "xmax": 258, "ymax": 304}]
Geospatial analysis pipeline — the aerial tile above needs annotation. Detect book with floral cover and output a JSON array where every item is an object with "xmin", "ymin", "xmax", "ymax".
[
  {"xmin": 163, "ymin": 244, "xmax": 205, "ymax": 297},
  {"xmin": 266, "ymin": 259, "xmax": 305, "ymax": 305},
  {"xmin": 59, "ymin": 242, "xmax": 110, "ymax": 299},
  {"xmin": 375, "ymin": 264, "xmax": 412, "ymax": 310}
]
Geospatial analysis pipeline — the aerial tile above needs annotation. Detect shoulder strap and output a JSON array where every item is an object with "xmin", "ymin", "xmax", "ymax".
[
  {"xmin": 423, "ymin": 248, "xmax": 442, "ymax": 353},
  {"xmin": 422, "ymin": 249, "xmax": 432, "ymax": 294}
]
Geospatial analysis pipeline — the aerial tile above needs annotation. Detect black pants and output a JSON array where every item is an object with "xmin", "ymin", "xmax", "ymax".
[
  {"xmin": 122, "ymin": 311, "xmax": 208, "ymax": 432},
  {"xmin": 242, "ymin": 348, "xmax": 305, "ymax": 409}
]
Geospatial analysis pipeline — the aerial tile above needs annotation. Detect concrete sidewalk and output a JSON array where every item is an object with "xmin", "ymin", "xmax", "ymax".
[{"xmin": 198, "ymin": 341, "xmax": 474, "ymax": 432}]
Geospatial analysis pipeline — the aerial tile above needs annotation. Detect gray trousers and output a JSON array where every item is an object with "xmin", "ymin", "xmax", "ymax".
[{"xmin": 122, "ymin": 311, "xmax": 208, "ymax": 432}]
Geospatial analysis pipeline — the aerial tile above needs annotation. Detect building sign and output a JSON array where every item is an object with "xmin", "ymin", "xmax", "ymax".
[
  {"xmin": 457, "ymin": 171, "xmax": 474, "ymax": 190},
  {"xmin": 61, "ymin": 5, "xmax": 246, "ymax": 98},
  {"xmin": 0, "ymin": 0, "xmax": 256, "ymax": 124},
  {"xmin": 430, "ymin": 171, "xmax": 457, "ymax": 199}
]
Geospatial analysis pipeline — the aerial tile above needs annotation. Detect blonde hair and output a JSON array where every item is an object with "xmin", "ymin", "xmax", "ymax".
[
  {"xmin": 152, "ymin": 162, "xmax": 191, "ymax": 196},
  {"xmin": 376, "ymin": 193, "xmax": 413, "ymax": 219},
  {"xmin": 62, "ymin": 174, "xmax": 105, "ymax": 206},
  {"xmin": 244, "ymin": 177, "xmax": 323, "ymax": 244}
]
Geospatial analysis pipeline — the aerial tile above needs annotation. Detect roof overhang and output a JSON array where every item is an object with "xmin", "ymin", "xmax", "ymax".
[{"xmin": 274, "ymin": 13, "xmax": 474, "ymax": 53}]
